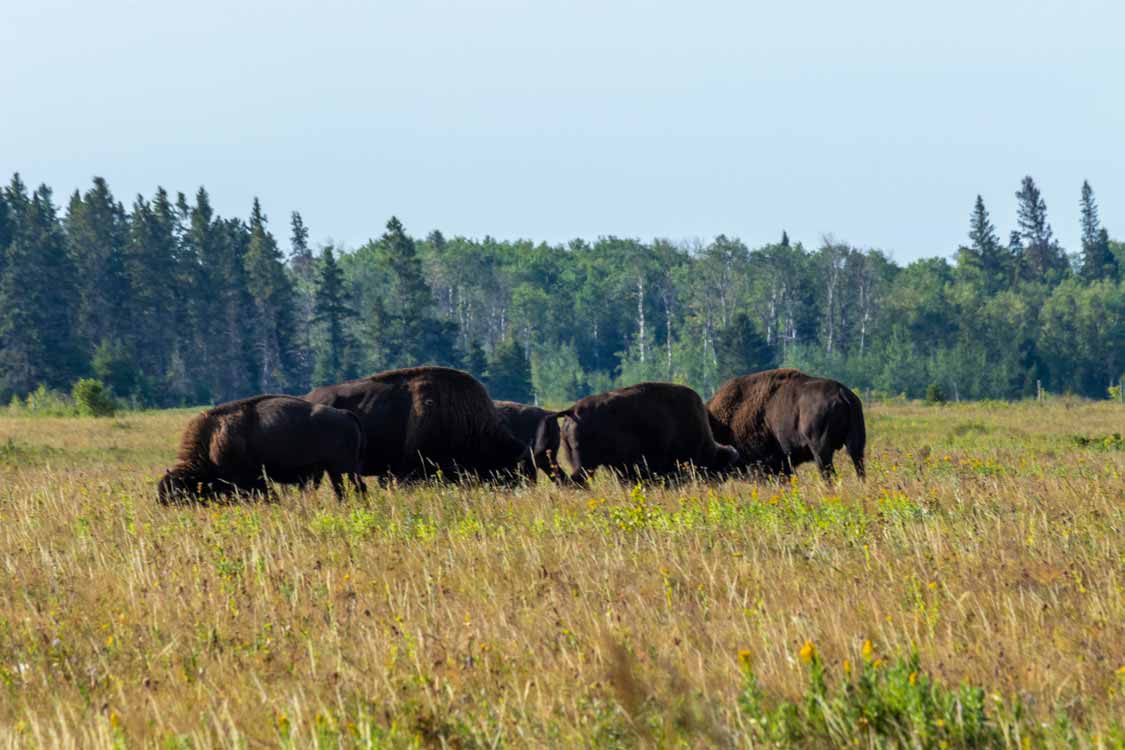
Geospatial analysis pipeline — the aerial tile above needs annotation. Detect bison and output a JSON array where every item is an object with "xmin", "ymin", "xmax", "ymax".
[
  {"xmin": 706, "ymin": 368, "xmax": 865, "ymax": 480},
  {"xmin": 494, "ymin": 400, "xmax": 559, "ymax": 473},
  {"xmin": 158, "ymin": 395, "xmax": 366, "ymax": 503},
  {"xmin": 534, "ymin": 382, "xmax": 739, "ymax": 483},
  {"xmin": 305, "ymin": 366, "xmax": 534, "ymax": 482}
]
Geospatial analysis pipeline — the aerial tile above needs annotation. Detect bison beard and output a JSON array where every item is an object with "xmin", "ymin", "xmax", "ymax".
[
  {"xmin": 157, "ymin": 395, "xmax": 366, "ymax": 503},
  {"xmin": 305, "ymin": 367, "xmax": 534, "ymax": 482},
  {"xmin": 535, "ymin": 382, "xmax": 739, "ymax": 484},
  {"xmin": 707, "ymin": 368, "xmax": 865, "ymax": 480}
]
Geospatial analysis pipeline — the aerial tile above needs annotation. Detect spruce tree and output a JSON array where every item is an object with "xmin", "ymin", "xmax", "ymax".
[
  {"xmin": 124, "ymin": 188, "xmax": 178, "ymax": 401},
  {"xmin": 963, "ymin": 195, "xmax": 1007, "ymax": 290},
  {"xmin": 1014, "ymin": 176, "xmax": 1067, "ymax": 280},
  {"xmin": 463, "ymin": 339, "xmax": 488, "ymax": 383},
  {"xmin": 244, "ymin": 199, "xmax": 300, "ymax": 392},
  {"xmin": 487, "ymin": 339, "xmax": 533, "ymax": 402},
  {"xmin": 1079, "ymin": 181, "xmax": 1118, "ymax": 281},
  {"xmin": 380, "ymin": 216, "xmax": 457, "ymax": 366},
  {"xmin": 0, "ymin": 188, "xmax": 12, "ymax": 274},
  {"xmin": 67, "ymin": 177, "xmax": 131, "ymax": 358},
  {"xmin": 0, "ymin": 181, "xmax": 81, "ymax": 396},
  {"xmin": 714, "ymin": 312, "xmax": 777, "ymax": 381},
  {"xmin": 288, "ymin": 211, "xmax": 316, "ymax": 389},
  {"xmin": 312, "ymin": 245, "xmax": 356, "ymax": 385}
]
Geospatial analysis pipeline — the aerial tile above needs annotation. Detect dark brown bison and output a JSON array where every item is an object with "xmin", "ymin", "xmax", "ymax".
[
  {"xmin": 494, "ymin": 400, "xmax": 561, "ymax": 473},
  {"xmin": 305, "ymin": 366, "xmax": 534, "ymax": 482},
  {"xmin": 706, "ymin": 368, "xmax": 865, "ymax": 480},
  {"xmin": 158, "ymin": 395, "xmax": 366, "ymax": 503},
  {"xmin": 534, "ymin": 382, "xmax": 739, "ymax": 483}
]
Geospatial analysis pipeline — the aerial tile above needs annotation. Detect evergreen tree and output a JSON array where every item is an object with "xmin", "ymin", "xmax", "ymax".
[
  {"xmin": 244, "ymin": 198, "xmax": 300, "ymax": 391},
  {"xmin": 0, "ymin": 189, "xmax": 12, "ymax": 274},
  {"xmin": 312, "ymin": 245, "xmax": 356, "ymax": 385},
  {"xmin": 462, "ymin": 338, "xmax": 488, "ymax": 383},
  {"xmin": 0, "ymin": 180, "xmax": 81, "ymax": 396},
  {"xmin": 963, "ymin": 195, "xmax": 1008, "ymax": 289},
  {"xmin": 1079, "ymin": 181, "xmax": 1118, "ymax": 281},
  {"xmin": 124, "ymin": 188, "xmax": 178, "ymax": 401},
  {"xmin": 714, "ymin": 312, "xmax": 777, "ymax": 380},
  {"xmin": 288, "ymin": 211, "xmax": 316, "ymax": 388},
  {"xmin": 1014, "ymin": 176, "xmax": 1067, "ymax": 280},
  {"xmin": 289, "ymin": 211, "xmax": 313, "ymax": 278},
  {"xmin": 379, "ymin": 216, "xmax": 458, "ymax": 367},
  {"xmin": 487, "ymin": 338, "xmax": 533, "ymax": 402},
  {"xmin": 67, "ymin": 177, "xmax": 131, "ymax": 357}
]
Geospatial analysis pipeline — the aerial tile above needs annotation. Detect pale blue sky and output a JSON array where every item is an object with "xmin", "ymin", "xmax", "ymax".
[{"xmin": 2, "ymin": 0, "xmax": 1121, "ymax": 261}]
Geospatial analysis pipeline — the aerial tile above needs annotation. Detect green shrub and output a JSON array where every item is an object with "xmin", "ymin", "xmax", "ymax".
[
  {"xmin": 924, "ymin": 383, "xmax": 947, "ymax": 405},
  {"xmin": 11, "ymin": 384, "xmax": 74, "ymax": 416},
  {"xmin": 72, "ymin": 379, "xmax": 116, "ymax": 417},
  {"xmin": 736, "ymin": 642, "xmax": 1120, "ymax": 749}
]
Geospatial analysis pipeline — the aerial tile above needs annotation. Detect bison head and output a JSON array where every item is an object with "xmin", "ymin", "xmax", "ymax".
[
  {"xmin": 156, "ymin": 469, "xmax": 193, "ymax": 504},
  {"xmin": 714, "ymin": 443, "xmax": 741, "ymax": 471}
]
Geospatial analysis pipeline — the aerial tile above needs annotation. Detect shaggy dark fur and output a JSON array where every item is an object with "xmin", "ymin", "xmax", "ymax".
[
  {"xmin": 535, "ymin": 382, "xmax": 740, "ymax": 483},
  {"xmin": 494, "ymin": 400, "xmax": 559, "ymax": 474},
  {"xmin": 305, "ymin": 367, "xmax": 534, "ymax": 482},
  {"xmin": 157, "ymin": 395, "xmax": 366, "ymax": 503},
  {"xmin": 706, "ymin": 368, "xmax": 865, "ymax": 480}
]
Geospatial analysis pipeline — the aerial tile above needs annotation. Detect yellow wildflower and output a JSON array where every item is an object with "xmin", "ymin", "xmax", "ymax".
[
  {"xmin": 909, "ymin": 671, "xmax": 918, "ymax": 686},
  {"xmin": 109, "ymin": 711, "xmax": 121, "ymax": 729},
  {"xmin": 861, "ymin": 639, "xmax": 874, "ymax": 662},
  {"xmin": 738, "ymin": 649, "xmax": 752, "ymax": 670},
  {"xmin": 843, "ymin": 658, "xmax": 852, "ymax": 676},
  {"xmin": 799, "ymin": 640, "xmax": 817, "ymax": 664}
]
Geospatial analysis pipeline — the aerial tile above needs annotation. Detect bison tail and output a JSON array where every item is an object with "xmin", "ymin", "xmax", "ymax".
[{"xmin": 845, "ymin": 393, "xmax": 866, "ymax": 480}]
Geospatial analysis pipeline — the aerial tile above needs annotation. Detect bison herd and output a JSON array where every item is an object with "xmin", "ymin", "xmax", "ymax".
[{"xmin": 157, "ymin": 366, "xmax": 865, "ymax": 503}]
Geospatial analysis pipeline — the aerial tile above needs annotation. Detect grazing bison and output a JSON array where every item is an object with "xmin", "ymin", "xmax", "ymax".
[
  {"xmin": 535, "ymin": 382, "xmax": 739, "ymax": 483},
  {"xmin": 494, "ymin": 400, "xmax": 559, "ymax": 473},
  {"xmin": 158, "ymin": 395, "xmax": 366, "ymax": 503},
  {"xmin": 706, "ymin": 369, "xmax": 865, "ymax": 480},
  {"xmin": 305, "ymin": 367, "xmax": 534, "ymax": 482}
]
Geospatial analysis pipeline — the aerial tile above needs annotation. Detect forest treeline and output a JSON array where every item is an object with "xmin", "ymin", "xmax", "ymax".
[{"xmin": 0, "ymin": 172, "xmax": 1121, "ymax": 408}]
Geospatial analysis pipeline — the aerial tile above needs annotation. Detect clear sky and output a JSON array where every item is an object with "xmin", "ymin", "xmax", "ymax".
[{"xmin": 2, "ymin": 0, "xmax": 1121, "ymax": 262}]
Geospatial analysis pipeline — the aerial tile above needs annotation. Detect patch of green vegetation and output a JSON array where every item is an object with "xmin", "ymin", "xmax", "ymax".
[
  {"xmin": 734, "ymin": 644, "xmax": 1125, "ymax": 750},
  {"xmin": 1070, "ymin": 433, "xmax": 1124, "ymax": 451},
  {"xmin": 0, "ymin": 437, "xmax": 59, "ymax": 465}
]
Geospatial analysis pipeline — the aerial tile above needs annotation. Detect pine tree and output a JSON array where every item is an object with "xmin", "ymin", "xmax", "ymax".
[
  {"xmin": 380, "ymin": 216, "xmax": 457, "ymax": 366},
  {"xmin": 960, "ymin": 195, "xmax": 1008, "ymax": 290},
  {"xmin": 289, "ymin": 211, "xmax": 313, "ymax": 279},
  {"xmin": 487, "ymin": 338, "xmax": 533, "ymax": 402},
  {"xmin": 1079, "ymin": 181, "xmax": 1118, "ymax": 281},
  {"xmin": 288, "ymin": 211, "xmax": 316, "ymax": 389},
  {"xmin": 0, "ymin": 188, "xmax": 12, "ymax": 274},
  {"xmin": 463, "ymin": 339, "xmax": 488, "ymax": 383},
  {"xmin": 1014, "ymin": 176, "xmax": 1067, "ymax": 280},
  {"xmin": 0, "ymin": 180, "xmax": 81, "ymax": 397},
  {"xmin": 312, "ymin": 245, "xmax": 356, "ymax": 385},
  {"xmin": 67, "ymin": 177, "xmax": 131, "ymax": 358},
  {"xmin": 124, "ymin": 188, "xmax": 178, "ymax": 401},
  {"xmin": 244, "ymin": 198, "xmax": 300, "ymax": 391},
  {"xmin": 714, "ymin": 312, "xmax": 777, "ymax": 381}
]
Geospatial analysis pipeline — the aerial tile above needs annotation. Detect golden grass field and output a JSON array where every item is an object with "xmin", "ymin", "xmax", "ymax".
[{"xmin": 0, "ymin": 400, "xmax": 1123, "ymax": 749}]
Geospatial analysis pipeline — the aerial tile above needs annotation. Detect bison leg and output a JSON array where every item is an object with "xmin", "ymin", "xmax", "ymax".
[
  {"xmin": 350, "ymin": 472, "xmax": 367, "ymax": 497},
  {"xmin": 328, "ymin": 472, "xmax": 348, "ymax": 502},
  {"xmin": 807, "ymin": 436, "xmax": 837, "ymax": 481}
]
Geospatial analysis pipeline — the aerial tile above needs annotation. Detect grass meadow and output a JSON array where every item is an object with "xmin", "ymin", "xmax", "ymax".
[{"xmin": 0, "ymin": 400, "xmax": 1123, "ymax": 749}]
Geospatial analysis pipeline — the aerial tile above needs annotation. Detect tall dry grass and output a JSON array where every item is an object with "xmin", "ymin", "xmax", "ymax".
[{"xmin": 0, "ymin": 400, "xmax": 1122, "ymax": 748}]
